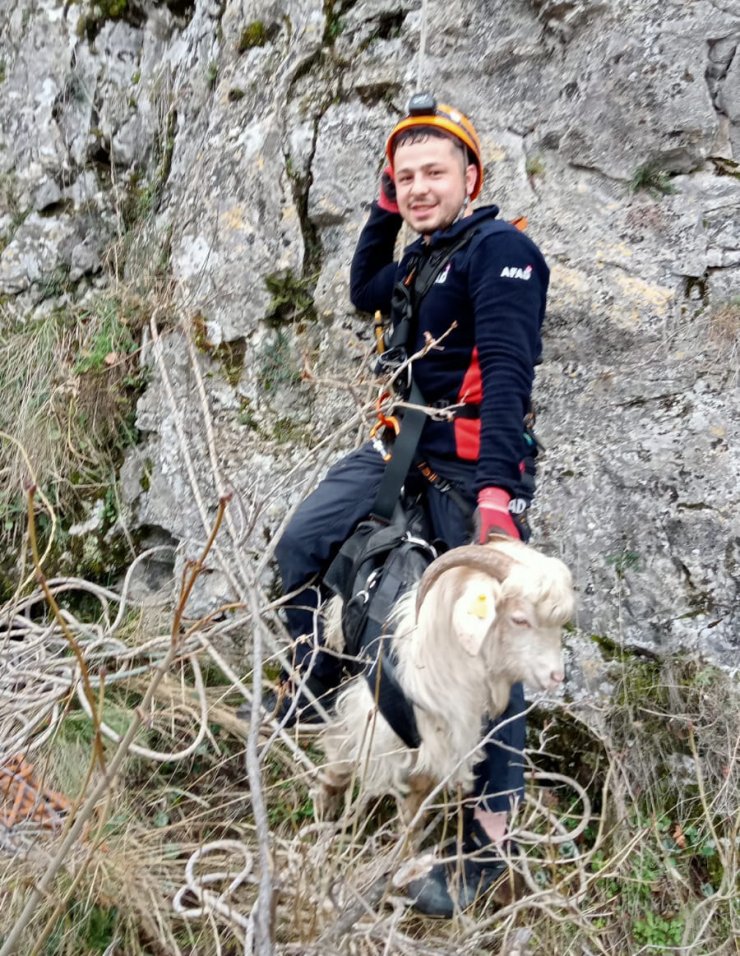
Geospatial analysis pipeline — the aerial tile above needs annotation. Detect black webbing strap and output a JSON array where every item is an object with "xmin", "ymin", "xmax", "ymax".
[
  {"xmin": 370, "ymin": 378, "xmax": 427, "ymax": 522},
  {"xmin": 371, "ymin": 227, "xmax": 482, "ymax": 522},
  {"xmin": 357, "ymin": 232, "xmax": 483, "ymax": 744},
  {"xmin": 388, "ymin": 228, "xmax": 479, "ymax": 354},
  {"xmin": 365, "ymin": 641, "xmax": 422, "ymax": 749}
]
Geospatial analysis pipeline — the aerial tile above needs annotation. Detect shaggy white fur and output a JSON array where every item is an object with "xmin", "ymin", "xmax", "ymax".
[{"xmin": 316, "ymin": 537, "xmax": 574, "ymax": 820}]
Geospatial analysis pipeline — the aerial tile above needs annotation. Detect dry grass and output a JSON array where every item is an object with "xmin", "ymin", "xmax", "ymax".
[
  {"xmin": 0, "ymin": 290, "xmax": 149, "ymax": 561},
  {"xmin": 0, "ymin": 255, "xmax": 736, "ymax": 952},
  {"xmin": 1, "ymin": 577, "xmax": 737, "ymax": 955},
  {"xmin": 0, "ymin": 344, "xmax": 737, "ymax": 955},
  {"xmin": 709, "ymin": 299, "xmax": 740, "ymax": 380}
]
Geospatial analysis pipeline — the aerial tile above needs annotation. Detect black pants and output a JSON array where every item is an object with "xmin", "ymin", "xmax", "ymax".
[{"xmin": 275, "ymin": 442, "xmax": 527, "ymax": 814}]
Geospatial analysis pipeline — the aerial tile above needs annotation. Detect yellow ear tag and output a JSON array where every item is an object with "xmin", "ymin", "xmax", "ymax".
[{"xmin": 469, "ymin": 592, "xmax": 490, "ymax": 619}]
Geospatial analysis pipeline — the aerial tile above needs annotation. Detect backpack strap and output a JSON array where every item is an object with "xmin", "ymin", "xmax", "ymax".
[
  {"xmin": 371, "ymin": 227, "xmax": 487, "ymax": 521},
  {"xmin": 365, "ymin": 644, "xmax": 422, "ymax": 749},
  {"xmin": 387, "ymin": 226, "xmax": 480, "ymax": 354},
  {"xmin": 370, "ymin": 378, "xmax": 427, "ymax": 523}
]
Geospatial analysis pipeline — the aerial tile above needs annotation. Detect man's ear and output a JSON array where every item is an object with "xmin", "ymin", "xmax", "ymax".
[
  {"xmin": 465, "ymin": 163, "xmax": 477, "ymax": 197},
  {"xmin": 451, "ymin": 578, "xmax": 500, "ymax": 656}
]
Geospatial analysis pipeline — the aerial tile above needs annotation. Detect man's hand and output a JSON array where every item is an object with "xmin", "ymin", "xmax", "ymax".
[
  {"xmin": 475, "ymin": 487, "xmax": 521, "ymax": 542},
  {"xmin": 378, "ymin": 165, "xmax": 399, "ymax": 214}
]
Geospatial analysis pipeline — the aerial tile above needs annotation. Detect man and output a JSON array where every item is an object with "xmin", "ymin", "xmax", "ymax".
[{"xmin": 271, "ymin": 94, "xmax": 549, "ymax": 916}]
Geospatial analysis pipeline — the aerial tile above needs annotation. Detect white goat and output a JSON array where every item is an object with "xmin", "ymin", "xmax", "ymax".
[{"xmin": 316, "ymin": 536, "xmax": 575, "ymax": 820}]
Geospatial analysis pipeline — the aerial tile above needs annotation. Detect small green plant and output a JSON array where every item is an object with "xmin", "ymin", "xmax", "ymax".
[
  {"xmin": 77, "ymin": 0, "xmax": 130, "ymax": 41},
  {"xmin": 633, "ymin": 912, "xmax": 684, "ymax": 950},
  {"xmin": 118, "ymin": 107, "xmax": 175, "ymax": 234},
  {"xmin": 206, "ymin": 60, "xmax": 218, "ymax": 89},
  {"xmin": 526, "ymin": 155, "xmax": 545, "ymax": 178},
  {"xmin": 605, "ymin": 548, "xmax": 640, "ymax": 576},
  {"xmin": 237, "ymin": 20, "xmax": 278, "ymax": 52},
  {"xmin": 73, "ymin": 305, "xmax": 138, "ymax": 374},
  {"xmin": 264, "ymin": 269, "xmax": 316, "ymax": 323},
  {"xmin": 629, "ymin": 162, "xmax": 676, "ymax": 196},
  {"xmin": 323, "ymin": 0, "xmax": 344, "ymax": 43},
  {"xmin": 238, "ymin": 401, "xmax": 260, "ymax": 430},
  {"xmin": 256, "ymin": 328, "xmax": 300, "ymax": 393},
  {"xmin": 38, "ymin": 265, "xmax": 73, "ymax": 300},
  {"xmin": 189, "ymin": 315, "xmax": 245, "ymax": 386},
  {"xmin": 44, "ymin": 899, "xmax": 119, "ymax": 954}
]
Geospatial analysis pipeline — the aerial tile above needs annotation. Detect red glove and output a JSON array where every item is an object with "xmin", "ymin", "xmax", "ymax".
[
  {"xmin": 378, "ymin": 165, "xmax": 399, "ymax": 214},
  {"xmin": 475, "ymin": 487, "xmax": 521, "ymax": 543}
]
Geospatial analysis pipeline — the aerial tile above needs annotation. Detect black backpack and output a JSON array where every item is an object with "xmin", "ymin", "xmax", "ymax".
[{"xmin": 323, "ymin": 497, "xmax": 437, "ymax": 669}]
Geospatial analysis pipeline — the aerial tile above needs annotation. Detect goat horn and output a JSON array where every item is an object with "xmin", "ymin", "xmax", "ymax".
[{"xmin": 415, "ymin": 543, "xmax": 516, "ymax": 616}]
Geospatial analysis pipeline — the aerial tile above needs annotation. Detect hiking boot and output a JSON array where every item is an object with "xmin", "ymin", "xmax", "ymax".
[
  {"xmin": 405, "ymin": 816, "xmax": 517, "ymax": 918},
  {"xmin": 237, "ymin": 673, "xmax": 338, "ymax": 729}
]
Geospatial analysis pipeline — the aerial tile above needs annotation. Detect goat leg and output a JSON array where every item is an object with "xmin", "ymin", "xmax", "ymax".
[
  {"xmin": 398, "ymin": 772, "xmax": 435, "ymax": 830},
  {"xmin": 312, "ymin": 764, "xmax": 353, "ymax": 821}
]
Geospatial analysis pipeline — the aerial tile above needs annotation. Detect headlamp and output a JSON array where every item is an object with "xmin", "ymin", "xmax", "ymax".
[{"xmin": 407, "ymin": 92, "xmax": 437, "ymax": 117}]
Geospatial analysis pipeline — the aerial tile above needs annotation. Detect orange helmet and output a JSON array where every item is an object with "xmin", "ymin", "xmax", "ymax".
[{"xmin": 385, "ymin": 93, "xmax": 484, "ymax": 200}]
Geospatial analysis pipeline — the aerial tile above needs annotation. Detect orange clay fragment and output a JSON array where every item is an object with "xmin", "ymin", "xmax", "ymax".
[{"xmin": 0, "ymin": 755, "xmax": 72, "ymax": 830}]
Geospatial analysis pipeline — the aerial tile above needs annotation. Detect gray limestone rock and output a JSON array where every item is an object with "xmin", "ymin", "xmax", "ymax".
[{"xmin": 0, "ymin": 0, "xmax": 738, "ymax": 679}]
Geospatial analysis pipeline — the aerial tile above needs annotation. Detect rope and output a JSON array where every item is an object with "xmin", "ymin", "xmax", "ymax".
[{"xmin": 417, "ymin": 0, "xmax": 429, "ymax": 90}]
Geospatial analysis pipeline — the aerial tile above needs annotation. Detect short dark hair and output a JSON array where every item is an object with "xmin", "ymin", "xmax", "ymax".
[{"xmin": 392, "ymin": 125, "xmax": 468, "ymax": 160}]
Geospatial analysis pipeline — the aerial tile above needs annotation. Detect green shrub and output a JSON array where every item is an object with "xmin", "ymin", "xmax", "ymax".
[{"xmin": 629, "ymin": 162, "xmax": 676, "ymax": 196}]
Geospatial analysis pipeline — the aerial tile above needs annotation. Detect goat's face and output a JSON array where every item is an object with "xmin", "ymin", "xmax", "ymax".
[
  {"xmin": 445, "ymin": 555, "xmax": 573, "ymax": 702},
  {"xmin": 484, "ymin": 597, "xmax": 566, "ymax": 693}
]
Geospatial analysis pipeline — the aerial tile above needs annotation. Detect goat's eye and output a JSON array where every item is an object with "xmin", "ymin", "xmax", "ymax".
[{"xmin": 511, "ymin": 613, "xmax": 531, "ymax": 627}]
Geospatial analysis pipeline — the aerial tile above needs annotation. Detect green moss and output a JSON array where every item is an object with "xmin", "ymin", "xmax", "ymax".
[
  {"xmin": 271, "ymin": 416, "xmax": 313, "ymax": 446},
  {"xmin": 139, "ymin": 458, "xmax": 153, "ymax": 493},
  {"xmin": 256, "ymin": 328, "xmax": 301, "ymax": 393},
  {"xmin": 264, "ymin": 269, "xmax": 316, "ymax": 324},
  {"xmin": 189, "ymin": 316, "xmax": 245, "ymax": 386},
  {"xmin": 191, "ymin": 312, "xmax": 212, "ymax": 351},
  {"xmin": 212, "ymin": 337, "xmax": 246, "ymax": 387},
  {"xmin": 323, "ymin": 1, "xmax": 344, "ymax": 44},
  {"xmin": 77, "ymin": 0, "xmax": 130, "ymax": 42},
  {"xmin": 237, "ymin": 20, "xmax": 279, "ymax": 52}
]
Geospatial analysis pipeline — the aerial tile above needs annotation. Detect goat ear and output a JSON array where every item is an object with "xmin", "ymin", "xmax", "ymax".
[{"xmin": 451, "ymin": 579, "xmax": 499, "ymax": 657}]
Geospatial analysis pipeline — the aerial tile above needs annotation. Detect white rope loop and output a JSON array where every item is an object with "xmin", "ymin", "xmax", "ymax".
[{"xmin": 172, "ymin": 840, "xmax": 256, "ymax": 932}]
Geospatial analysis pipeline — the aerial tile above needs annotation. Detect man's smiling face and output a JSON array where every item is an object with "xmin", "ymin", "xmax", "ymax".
[{"xmin": 393, "ymin": 134, "xmax": 477, "ymax": 235}]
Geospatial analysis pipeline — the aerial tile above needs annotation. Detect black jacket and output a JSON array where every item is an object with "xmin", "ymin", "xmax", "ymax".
[{"xmin": 350, "ymin": 203, "xmax": 549, "ymax": 497}]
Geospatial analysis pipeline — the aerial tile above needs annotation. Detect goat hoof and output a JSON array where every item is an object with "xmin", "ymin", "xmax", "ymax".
[{"xmin": 310, "ymin": 782, "xmax": 344, "ymax": 821}]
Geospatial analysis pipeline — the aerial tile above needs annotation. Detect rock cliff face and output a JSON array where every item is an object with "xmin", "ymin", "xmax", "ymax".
[{"xmin": 1, "ymin": 0, "xmax": 738, "ymax": 671}]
